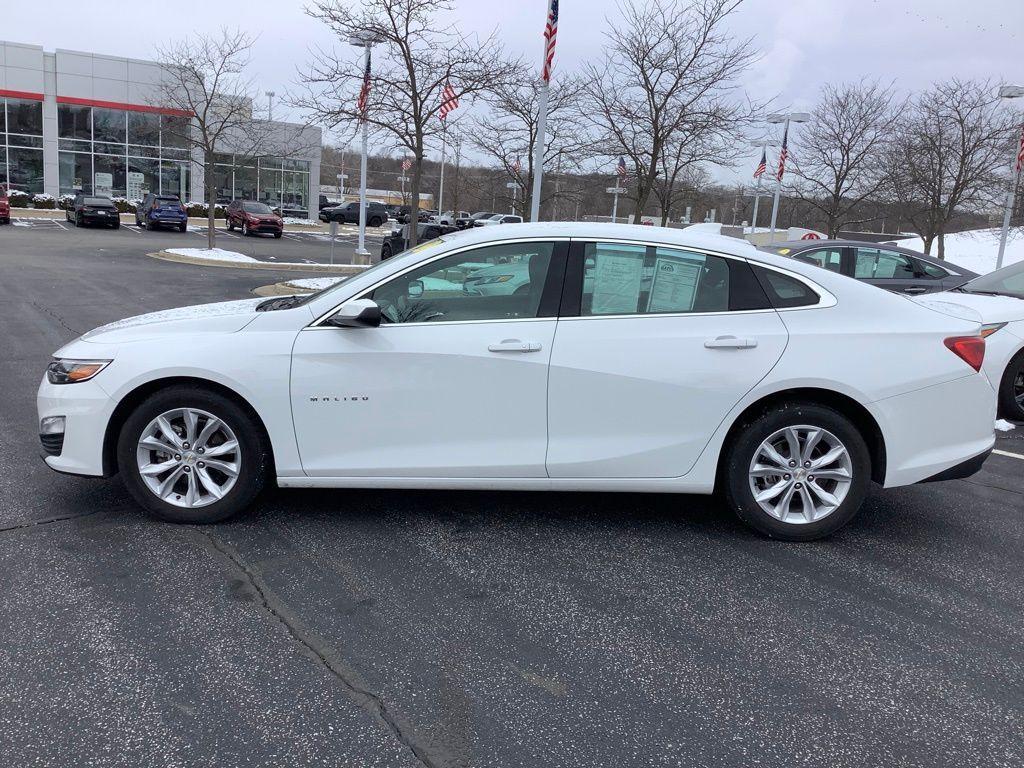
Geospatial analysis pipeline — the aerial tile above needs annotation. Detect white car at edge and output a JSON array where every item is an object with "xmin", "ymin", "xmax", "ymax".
[
  {"xmin": 911, "ymin": 259, "xmax": 1024, "ymax": 422},
  {"xmin": 37, "ymin": 223, "xmax": 997, "ymax": 541}
]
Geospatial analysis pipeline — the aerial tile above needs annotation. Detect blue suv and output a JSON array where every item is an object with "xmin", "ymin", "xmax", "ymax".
[{"xmin": 135, "ymin": 193, "xmax": 188, "ymax": 232}]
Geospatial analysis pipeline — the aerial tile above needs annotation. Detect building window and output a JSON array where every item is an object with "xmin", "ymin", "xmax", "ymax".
[
  {"xmin": 59, "ymin": 151, "xmax": 93, "ymax": 195},
  {"xmin": 92, "ymin": 108, "xmax": 126, "ymax": 145},
  {"xmin": 160, "ymin": 115, "xmax": 190, "ymax": 148},
  {"xmin": 58, "ymin": 104, "xmax": 92, "ymax": 141},
  {"xmin": 93, "ymin": 154, "xmax": 127, "ymax": 197},
  {"xmin": 128, "ymin": 111, "xmax": 160, "ymax": 148},
  {"xmin": 6, "ymin": 99, "xmax": 43, "ymax": 136},
  {"xmin": 7, "ymin": 147, "xmax": 44, "ymax": 194},
  {"xmin": 160, "ymin": 161, "xmax": 190, "ymax": 200}
]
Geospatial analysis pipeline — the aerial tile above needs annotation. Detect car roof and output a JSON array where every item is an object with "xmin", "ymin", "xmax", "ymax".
[{"xmin": 762, "ymin": 238, "xmax": 978, "ymax": 277}]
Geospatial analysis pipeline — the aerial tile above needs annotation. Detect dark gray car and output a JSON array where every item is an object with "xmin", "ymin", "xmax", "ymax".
[{"xmin": 757, "ymin": 239, "xmax": 977, "ymax": 295}]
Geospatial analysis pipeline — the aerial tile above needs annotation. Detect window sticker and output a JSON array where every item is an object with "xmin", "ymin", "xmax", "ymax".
[
  {"xmin": 590, "ymin": 247, "xmax": 645, "ymax": 314},
  {"xmin": 647, "ymin": 256, "xmax": 703, "ymax": 313}
]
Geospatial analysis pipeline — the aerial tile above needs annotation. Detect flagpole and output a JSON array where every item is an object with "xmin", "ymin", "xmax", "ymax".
[
  {"xmin": 437, "ymin": 122, "xmax": 448, "ymax": 217},
  {"xmin": 750, "ymin": 177, "xmax": 762, "ymax": 234},
  {"xmin": 611, "ymin": 185, "xmax": 619, "ymax": 222},
  {"xmin": 768, "ymin": 117, "xmax": 790, "ymax": 244},
  {"xmin": 531, "ymin": 0, "xmax": 556, "ymax": 222}
]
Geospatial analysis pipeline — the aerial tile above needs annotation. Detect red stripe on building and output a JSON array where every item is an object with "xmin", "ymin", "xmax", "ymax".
[
  {"xmin": 0, "ymin": 89, "xmax": 45, "ymax": 101},
  {"xmin": 55, "ymin": 95, "xmax": 192, "ymax": 117}
]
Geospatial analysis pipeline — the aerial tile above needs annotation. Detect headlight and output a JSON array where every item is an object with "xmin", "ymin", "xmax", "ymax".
[{"xmin": 46, "ymin": 359, "xmax": 111, "ymax": 384}]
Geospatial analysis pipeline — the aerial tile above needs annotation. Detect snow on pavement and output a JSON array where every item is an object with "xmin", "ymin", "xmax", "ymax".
[
  {"xmin": 995, "ymin": 419, "xmax": 1017, "ymax": 432},
  {"xmin": 166, "ymin": 248, "xmax": 259, "ymax": 263},
  {"xmin": 887, "ymin": 228, "xmax": 1024, "ymax": 274},
  {"xmin": 284, "ymin": 277, "xmax": 349, "ymax": 291}
]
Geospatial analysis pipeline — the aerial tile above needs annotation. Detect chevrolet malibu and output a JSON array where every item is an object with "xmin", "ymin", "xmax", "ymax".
[{"xmin": 37, "ymin": 224, "xmax": 997, "ymax": 540}]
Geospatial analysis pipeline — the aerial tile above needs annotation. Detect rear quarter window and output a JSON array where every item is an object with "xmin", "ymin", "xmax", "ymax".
[{"xmin": 752, "ymin": 265, "xmax": 821, "ymax": 308}]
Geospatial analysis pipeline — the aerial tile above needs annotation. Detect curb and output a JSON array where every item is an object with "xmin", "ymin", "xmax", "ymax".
[{"xmin": 148, "ymin": 250, "xmax": 368, "ymax": 274}]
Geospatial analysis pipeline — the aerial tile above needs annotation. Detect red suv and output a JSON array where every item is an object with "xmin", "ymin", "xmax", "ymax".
[
  {"xmin": 225, "ymin": 200, "xmax": 283, "ymax": 238},
  {"xmin": 0, "ymin": 191, "xmax": 9, "ymax": 225}
]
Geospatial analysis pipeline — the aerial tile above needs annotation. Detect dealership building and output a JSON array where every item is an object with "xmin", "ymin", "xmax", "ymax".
[{"xmin": 0, "ymin": 40, "xmax": 322, "ymax": 216}]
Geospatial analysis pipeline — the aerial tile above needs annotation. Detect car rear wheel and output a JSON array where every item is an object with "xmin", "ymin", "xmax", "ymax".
[
  {"xmin": 722, "ymin": 403, "xmax": 871, "ymax": 541},
  {"xmin": 117, "ymin": 386, "xmax": 268, "ymax": 524},
  {"xmin": 998, "ymin": 352, "xmax": 1024, "ymax": 422},
  {"xmin": 179, "ymin": 223, "xmax": 187, "ymax": 233},
  {"xmin": 381, "ymin": 242, "xmax": 393, "ymax": 260},
  {"xmin": 369, "ymin": 216, "xmax": 383, "ymax": 228}
]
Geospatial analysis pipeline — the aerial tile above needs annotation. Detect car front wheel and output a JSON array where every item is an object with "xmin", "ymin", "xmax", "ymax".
[
  {"xmin": 721, "ymin": 402, "xmax": 871, "ymax": 541},
  {"xmin": 117, "ymin": 386, "xmax": 268, "ymax": 523}
]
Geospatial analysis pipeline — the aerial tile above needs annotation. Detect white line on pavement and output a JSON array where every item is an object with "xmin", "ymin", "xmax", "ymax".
[
  {"xmin": 122, "ymin": 225, "xmax": 142, "ymax": 234},
  {"xmin": 993, "ymin": 449, "xmax": 1024, "ymax": 461},
  {"xmin": 52, "ymin": 220, "xmax": 68, "ymax": 231}
]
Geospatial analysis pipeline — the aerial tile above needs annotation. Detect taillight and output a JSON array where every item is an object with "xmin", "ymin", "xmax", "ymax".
[{"xmin": 944, "ymin": 335, "xmax": 985, "ymax": 372}]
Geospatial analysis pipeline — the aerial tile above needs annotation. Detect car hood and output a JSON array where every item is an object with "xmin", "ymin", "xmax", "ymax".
[
  {"xmin": 75, "ymin": 298, "xmax": 265, "ymax": 346},
  {"xmin": 914, "ymin": 291, "xmax": 1024, "ymax": 324}
]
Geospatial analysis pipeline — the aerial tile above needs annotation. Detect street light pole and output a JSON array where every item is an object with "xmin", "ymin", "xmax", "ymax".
[
  {"xmin": 265, "ymin": 91, "xmax": 275, "ymax": 122},
  {"xmin": 748, "ymin": 139, "xmax": 776, "ymax": 234},
  {"xmin": 766, "ymin": 112, "xmax": 810, "ymax": 243},
  {"xmin": 350, "ymin": 37, "xmax": 379, "ymax": 264},
  {"xmin": 996, "ymin": 85, "xmax": 1024, "ymax": 271}
]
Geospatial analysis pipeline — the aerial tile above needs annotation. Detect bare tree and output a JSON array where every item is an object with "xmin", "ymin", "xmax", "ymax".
[
  {"xmin": 297, "ymin": 0, "xmax": 515, "ymax": 246},
  {"xmin": 467, "ymin": 64, "xmax": 590, "ymax": 217},
  {"xmin": 886, "ymin": 80, "xmax": 1013, "ymax": 257},
  {"xmin": 582, "ymin": 0, "xmax": 758, "ymax": 224},
  {"xmin": 789, "ymin": 81, "xmax": 900, "ymax": 238},
  {"xmin": 154, "ymin": 29, "xmax": 303, "ymax": 249}
]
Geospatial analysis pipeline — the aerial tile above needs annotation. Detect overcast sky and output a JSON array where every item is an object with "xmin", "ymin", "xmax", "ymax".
[{"xmin": 5, "ymin": 0, "xmax": 1023, "ymax": 182}]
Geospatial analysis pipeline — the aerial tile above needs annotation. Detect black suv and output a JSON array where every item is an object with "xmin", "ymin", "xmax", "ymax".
[
  {"xmin": 319, "ymin": 201, "xmax": 388, "ymax": 227},
  {"xmin": 758, "ymin": 239, "xmax": 977, "ymax": 295},
  {"xmin": 66, "ymin": 194, "xmax": 119, "ymax": 229}
]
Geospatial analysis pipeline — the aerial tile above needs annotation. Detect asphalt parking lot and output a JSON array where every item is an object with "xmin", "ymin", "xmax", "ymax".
[
  {"xmin": 1, "ymin": 224, "xmax": 1023, "ymax": 768},
  {"xmin": 7, "ymin": 213, "xmax": 388, "ymax": 265}
]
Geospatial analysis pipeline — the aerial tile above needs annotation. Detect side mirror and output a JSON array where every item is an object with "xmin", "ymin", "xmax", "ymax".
[
  {"xmin": 326, "ymin": 298, "xmax": 381, "ymax": 328},
  {"xmin": 408, "ymin": 280, "xmax": 424, "ymax": 298}
]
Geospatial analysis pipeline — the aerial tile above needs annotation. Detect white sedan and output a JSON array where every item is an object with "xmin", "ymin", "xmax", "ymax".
[
  {"xmin": 913, "ymin": 259, "xmax": 1024, "ymax": 422},
  {"xmin": 37, "ymin": 223, "xmax": 997, "ymax": 540}
]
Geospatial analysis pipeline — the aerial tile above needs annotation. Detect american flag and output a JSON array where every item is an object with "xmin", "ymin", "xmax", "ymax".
[
  {"xmin": 541, "ymin": 0, "xmax": 559, "ymax": 83},
  {"xmin": 439, "ymin": 82, "xmax": 459, "ymax": 120},
  {"xmin": 357, "ymin": 50, "xmax": 372, "ymax": 118},
  {"xmin": 512, "ymin": 157, "xmax": 522, "ymax": 174},
  {"xmin": 616, "ymin": 156, "xmax": 627, "ymax": 180},
  {"xmin": 401, "ymin": 157, "xmax": 412, "ymax": 171},
  {"xmin": 753, "ymin": 148, "xmax": 767, "ymax": 179},
  {"xmin": 1015, "ymin": 124, "xmax": 1024, "ymax": 174},
  {"xmin": 776, "ymin": 123, "xmax": 789, "ymax": 182}
]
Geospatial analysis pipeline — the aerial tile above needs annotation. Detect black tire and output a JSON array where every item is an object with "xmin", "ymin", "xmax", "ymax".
[
  {"xmin": 721, "ymin": 402, "xmax": 871, "ymax": 541},
  {"xmin": 117, "ymin": 386, "xmax": 269, "ymax": 524},
  {"xmin": 75, "ymin": 213, "xmax": 82, "ymax": 227},
  {"xmin": 113, "ymin": 221, "xmax": 120, "ymax": 229},
  {"xmin": 381, "ymin": 242, "xmax": 393, "ymax": 260},
  {"xmin": 179, "ymin": 223, "xmax": 188, "ymax": 233},
  {"xmin": 227, "ymin": 219, "xmax": 235, "ymax": 231},
  {"xmin": 998, "ymin": 352, "xmax": 1024, "ymax": 422},
  {"xmin": 273, "ymin": 231, "xmax": 282, "ymax": 239},
  {"xmin": 369, "ymin": 216, "xmax": 383, "ymax": 228}
]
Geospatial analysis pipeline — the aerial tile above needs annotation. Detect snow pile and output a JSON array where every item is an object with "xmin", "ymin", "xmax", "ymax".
[
  {"xmin": 284, "ymin": 277, "xmax": 348, "ymax": 291},
  {"xmin": 166, "ymin": 248, "xmax": 258, "ymax": 263},
  {"xmin": 886, "ymin": 228, "xmax": 1024, "ymax": 275},
  {"xmin": 995, "ymin": 419, "xmax": 1016, "ymax": 432},
  {"xmin": 282, "ymin": 217, "xmax": 321, "ymax": 226}
]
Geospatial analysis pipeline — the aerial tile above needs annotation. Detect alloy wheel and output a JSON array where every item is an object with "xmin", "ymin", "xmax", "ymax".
[
  {"xmin": 1014, "ymin": 368, "xmax": 1024, "ymax": 410},
  {"xmin": 747, "ymin": 425, "xmax": 853, "ymax": 524},
  {"xmin": 135, "ymin": 407, "xmax": 241, "ymax": 508}
]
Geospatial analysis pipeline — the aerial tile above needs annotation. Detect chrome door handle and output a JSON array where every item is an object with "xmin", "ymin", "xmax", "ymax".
[
  {"xmin": 704, "ymin": 335, "xmax": 758, "ymax": 349},
  {"xmin": 488, "ymin": 339, "xmax": 542, "ymax": 353}
]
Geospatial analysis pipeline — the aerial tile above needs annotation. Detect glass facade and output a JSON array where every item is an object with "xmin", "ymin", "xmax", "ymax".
[
  {"xmin": 57, "ymin": 105, "xmax": 191, "ymax": 199},
  {"xmin": 0, "ymin": 98, "xmax": 45, "ymax": 194},
  {"xmin": 212, "ymin": 154, "xmax": 311, "ymax": 217}
]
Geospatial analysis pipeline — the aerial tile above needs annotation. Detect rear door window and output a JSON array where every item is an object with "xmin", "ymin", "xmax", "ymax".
[{"xmin": 855, "ymin": 248, "xmax": 916, "ymax": 279}]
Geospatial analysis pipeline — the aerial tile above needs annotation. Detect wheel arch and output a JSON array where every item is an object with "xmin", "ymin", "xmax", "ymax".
[
  {"xmin": 998, "ymin": 346, "xmax": 1024, "ymax": 419},
  {"xmin": 102, "ymin": 376, "xmax": 275, "ymax": 477},
  {"xmin": 716, "ymin": 387, "xmax": 887, "ymax": 487}
]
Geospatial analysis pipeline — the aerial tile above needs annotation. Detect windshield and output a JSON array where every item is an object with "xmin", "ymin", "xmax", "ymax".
[
  {"xmin": 243, "ymin": 202, "xmax": 273, "ymax": 214},
  {"xmin": 959, "ymin": 260, "xmax": 1024, "ymax": 300}
]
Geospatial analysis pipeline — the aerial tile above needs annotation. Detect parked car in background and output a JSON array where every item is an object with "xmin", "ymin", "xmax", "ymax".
[
  {"xmin": 135, "ymin": 193, "xmax": 187, "ymax": 232},
  {"xmin": 225, "ymin": 200, "xmax": 283, "ymax": 238},
  {"xmin": 431, "ymin": 211, "xmax": 470, "ymax": 227},
  {"xmin": 0, "ymin": 191, "xmax": 9, "ymax": 225},
  {"xmin": 456, "ymin": 211, "xmax": 495, "ymax": 229},
  {"xmin": 319, "ymin": 194, "xmax": 342, "ymax": 211},
  {"xmin": 319, "ymin": 201, "xmax": 389, "ymax": 228},
  {"xmin": 380, "ymin": 222, "xmax": 457, "ymax": 260},
  {"xmin": 39, "ymin": 223, "xmax": 996, "ymax": 541},
  {"xmin": 417, "ymin": 209, "xmax": 439, "ymax": 223},
  {"xmin": 473, "ymin": 213, "xmax": 523, "ymax": 227},
  {"xmin": 66, "ymin": 194, "xmax": 119, "ymax": 229},
  {"xmin": 913, "ymin": 259, "xmax": 1024, "ymax": 421},
  {"xmin": 758, "ymin": 239, "xmax": 975, "ymax": 295}
]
